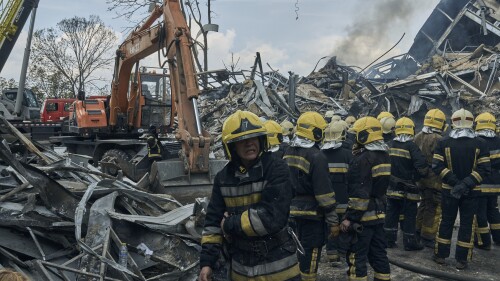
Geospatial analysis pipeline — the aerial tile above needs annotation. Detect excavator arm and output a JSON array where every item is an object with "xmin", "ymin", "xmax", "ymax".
[{"xmin": 108, "ymin": 0, "xmax": 211, "ymax": 174}]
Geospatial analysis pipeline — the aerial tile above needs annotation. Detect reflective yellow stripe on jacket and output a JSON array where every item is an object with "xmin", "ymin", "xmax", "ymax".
[
  {"xmin": 372, "ymin": 164, "xmax": 391, "ymax": 177},
  {"xmin": 284, "ymin": 155, "xmax": 310, "ymax": 174},
  {"xmin": 389, "ymin": 148, "xmax": 411, "ymax": 159},
  {"xmin": 328, "ymin": 163, "xmax": 349, "ymax": 173}
]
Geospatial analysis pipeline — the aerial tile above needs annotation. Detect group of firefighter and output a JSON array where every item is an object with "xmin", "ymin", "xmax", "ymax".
[{"xmin": 197, "ymin": 106, "xmax": 500, "ymax": 281}]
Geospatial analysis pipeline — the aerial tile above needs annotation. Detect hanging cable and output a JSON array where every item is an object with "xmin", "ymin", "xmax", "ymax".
[
  {"xmin": 295, "ymin": 0, "xmax": 300, "ymax": 20},
  {"xmin": 360, "ymin": 33, "xmax": 406, "ymax": 73}
]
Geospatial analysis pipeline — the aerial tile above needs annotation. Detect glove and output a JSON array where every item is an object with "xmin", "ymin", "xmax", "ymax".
[
  {"xmin": 450, "ymin": 182, "xmax": 469, "ymax": 199},
  {"xmin": 329, "ymin": 224, "xmax": 341, "ymax": 239}
]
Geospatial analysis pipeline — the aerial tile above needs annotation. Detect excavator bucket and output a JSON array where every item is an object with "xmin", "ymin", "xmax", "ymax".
[{"xmin": 149, "ymin": 159, "xmax": 228, "ymax": 203}]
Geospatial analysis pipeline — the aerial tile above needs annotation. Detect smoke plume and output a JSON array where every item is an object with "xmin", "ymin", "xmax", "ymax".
[{"xmin": 331, "ymin": 0, "xmax": 439, "ymax": 68}]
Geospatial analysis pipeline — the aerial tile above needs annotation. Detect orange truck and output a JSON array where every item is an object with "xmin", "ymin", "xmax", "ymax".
[{"xmin": 40, "ymin": 98, "xmax": 74, "ymax": 123}]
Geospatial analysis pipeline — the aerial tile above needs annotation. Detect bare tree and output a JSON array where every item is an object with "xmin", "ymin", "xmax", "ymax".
[{"xmin": 30, "ymin": 15, "xmax": 117, "ymax": 97}]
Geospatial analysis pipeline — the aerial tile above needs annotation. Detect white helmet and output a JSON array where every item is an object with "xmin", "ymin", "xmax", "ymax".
[{"xmin": 451, "ymin": 108, "xmax": 474, "ymax": 129}]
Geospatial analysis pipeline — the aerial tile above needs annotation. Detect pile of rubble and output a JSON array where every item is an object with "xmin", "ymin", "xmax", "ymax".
[
  {"xmin": 199, "ymin": 0, "xmax": 499, "ymax": 154},
  {"xmin": 0, "ymin": 119, "xmax": 207, "ymax": 280}
]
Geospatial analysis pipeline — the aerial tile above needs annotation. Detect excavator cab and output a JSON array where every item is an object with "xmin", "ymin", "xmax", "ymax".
[{"xmin": 136, "ymin": 67, "xmax": 172, "ymax": 133}]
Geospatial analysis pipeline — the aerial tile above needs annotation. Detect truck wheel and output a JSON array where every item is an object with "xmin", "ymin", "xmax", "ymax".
[{"xmin": 100, "ymin": 149, "xmax": 131, "ymax": 177}]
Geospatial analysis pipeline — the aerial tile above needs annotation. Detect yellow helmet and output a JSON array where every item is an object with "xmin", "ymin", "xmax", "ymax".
[
  {"xmin": 324, "ymin": 121, "xmax": 346, "ymax": 141},
  {"xmin": 280, "ymin": 120, "xmax": 294, "ymax": 136},
  {"xmin": 377, "ymin": 111, "xmax": 394, "ymax": 121},
  {"xmin": 351, "ymin": 117, "xmax": 383, "ymax": 145},
  {"xmin": 395, "ymin": 117, "xmax": 415, "ymax": 136},
  {"xmin": 264, "ymin": 120, "xmax": 283, "ymax": 147},
  {"xmin": 380, "ymin": 116, "xmax": 396, "ymax": 134},
  {"xmin": 345, "ymin": 116, "xmax": 356, "ymax": 126},
  {"xmin": 424, "ymin": 109, "xmax": 446, "ymax": 130},
  {"xmin": 296, "ymin": 111, "xmax": 328, "ymax": 142},
  {"xmin": 475, "ymin": 112, "xmax": 496, "ymax": 131},
  {"xmin": 451, "ymin": 108, "xmax": 474, "ymax": 129},
  {"xmin": 222, "ymin": 110, "xmax": 267, "ymax": 160}
]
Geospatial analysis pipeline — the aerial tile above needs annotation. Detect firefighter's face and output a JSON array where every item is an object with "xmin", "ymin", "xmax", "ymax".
[{"xmin": 234, "ymin": 137, "xmax": 260, "ymax": 163}]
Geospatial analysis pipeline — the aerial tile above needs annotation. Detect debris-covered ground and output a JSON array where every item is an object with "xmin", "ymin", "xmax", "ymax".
[{"xmin": 0, "ymin": 0, "xmax": 499, "ymax": 280}]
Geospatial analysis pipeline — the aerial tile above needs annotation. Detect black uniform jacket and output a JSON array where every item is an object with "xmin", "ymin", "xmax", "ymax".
[
  {"xmin": 478, "ymin": 135, "xmax": 500, "ymax": 195},
  {"xmin": 322, "ymin": 141, "xmax": 352, "ymax": 214},
  {"xmin": 200, "ymin": 152, "xmax": 293, "ymax": 268},
  {"xmin": 388, "ymin": 140, "xmax": 429, "ymax": 201},
  {"xmin": 432, "ymin": 136, "xmax": 491, "ymax": 196},
  {"xmin": 345, "ymin": 149, "xmax": 391, "ymax": 225},
  {"xmin": 284, "ymin": 145, "xmax": 338, "ymax": 223}
]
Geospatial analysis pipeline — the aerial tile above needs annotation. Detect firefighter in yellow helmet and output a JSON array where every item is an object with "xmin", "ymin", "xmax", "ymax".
[
  {"xmin": 264, "ymin": 120, "xmax": 285, "ymax": 158},
  {"xmin": 414, "ymin": 109, "xmax": 447, "ymax": 247},
  {"xmin": 283, "ymin": 112, "xmax": 339, "ymax": 281},
  {"xmin": 199, "ymin": 110, "xmax": 300, "ymax": 281},
  {"xmin": 474, "ymin": 112, "xmax": 500, "ymax": 249},
  {"xmin": 384, "ymin": 117, "xmax": 429, "ymax": 251},
  {"xmin": 340, "ymin": 116, "xmax": 391, "ymax": 281},
  {"xmin": 432, "ymin": 109, "xmax": 491, "ymax": 270},
  {"xmin": 321, "ymin": 122, "xmax": 353, "ymax": 266}
]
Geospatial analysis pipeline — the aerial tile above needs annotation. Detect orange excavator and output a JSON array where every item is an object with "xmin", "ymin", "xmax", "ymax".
[{"xmin": 59, "ymin": 0, "xmax": 226, "ymax": 200}]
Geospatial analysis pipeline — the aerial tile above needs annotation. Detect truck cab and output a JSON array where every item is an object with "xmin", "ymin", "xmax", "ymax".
[
  {"xmin": 40, "ymin": 98, "xmax": 75, "ymax": 122},
  {"xmin": 0, "ymin": 88, "xmax": 41, "ymax": 120}
]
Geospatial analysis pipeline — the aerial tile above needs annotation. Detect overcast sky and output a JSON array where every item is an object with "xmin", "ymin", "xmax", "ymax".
[{"xmin": 1, "ymin": 0, "xmax": 441, "ymax": 83}]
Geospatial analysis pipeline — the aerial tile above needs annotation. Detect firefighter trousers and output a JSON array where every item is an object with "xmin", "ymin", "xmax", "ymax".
[
  {"xmin": 416, "ymin": 188, "xmax": 441, "ymax": 241},
  {"xmin": 295, "ymin": 218, "xmax": 326, "ymax": 281},
  {"xmin": 475, "ymin": 195, "xmax": 500, "ymax": 247},
  {"xmin": 346, "ymin": 223, "xmax": 391, "ymax": 281},
  {"xmin": 326, "ymin": 212, "xmax": 346, "ymax": 262},
  {"xmin": 384, "ymin": 198, "xmax": 418, "ymax": 246},
  {"xmin": 435, "ymin": 193, "xmax": 478, "ymax": 262}
]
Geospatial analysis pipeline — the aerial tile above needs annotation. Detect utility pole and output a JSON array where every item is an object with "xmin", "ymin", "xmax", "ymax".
[{"xmin": 15, "ymin": 0, "xmax": 38, "ymax": 116}]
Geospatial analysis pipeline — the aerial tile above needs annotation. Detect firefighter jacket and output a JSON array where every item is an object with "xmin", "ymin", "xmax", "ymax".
[
  {"xmin": 284, "ymin": 145, "xmax": 339, "ymax": 226},
  {"xmin": 276, "ymin": 142, "xmax": 290, "ymax": 159},
  {"xmin": 414, "ymin": 130, "xmax": 442, "ymax": 190},
  {"xmin": 322, "ymin": 141, "xmax": 352, "ymax": 214},
  {"xmin": 200, "ymin": 152, "xmax": 295, "ymax": 270},
  {"xmin": 477, "ymin": 135, "xmax": 500, "ymax": 195},
  {"xmin": 383, "ymin": 132, "xmax": 395, "ymax": 144},
  {"xmin": 388, "ymin": 139, "xmax": 429, "ymax": 201},
  {"xmin": 432, "ymin": 134, "xmax": 491, "ymax": 196},
  {"xmin": 345, "ymin": 149, "xmax": 391, "ymax": 225}
]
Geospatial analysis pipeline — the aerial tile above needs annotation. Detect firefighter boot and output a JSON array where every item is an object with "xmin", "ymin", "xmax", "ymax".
[{"xmin": 403, "ymin": 233, "xmax": 424, "ymax": 251}]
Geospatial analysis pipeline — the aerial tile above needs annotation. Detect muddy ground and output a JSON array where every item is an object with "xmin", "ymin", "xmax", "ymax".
[{"xmin": 317, "ymin": 225, "xmax": 499, "ymax": 281}]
